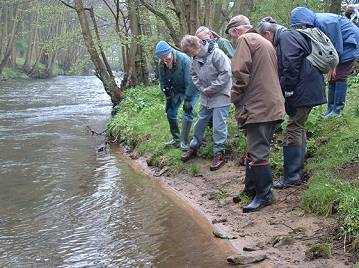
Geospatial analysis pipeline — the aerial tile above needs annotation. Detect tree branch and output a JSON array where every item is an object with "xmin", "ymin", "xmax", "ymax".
[
  {"xmin": 58, "ymin": 0, "xmax": 75, "ymax": 10},
  {"xmin": 138, "ymin": 0, "xmax": 179, "ymax": 44},
  {"xmin": 58, "ymin": 0, "xmax": 91, "ymax": 11}
]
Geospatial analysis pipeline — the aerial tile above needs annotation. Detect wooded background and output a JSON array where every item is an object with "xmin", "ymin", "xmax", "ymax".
[{"xmin": 0, "ymin": 0, "xmax": 348, "ymax": 105}]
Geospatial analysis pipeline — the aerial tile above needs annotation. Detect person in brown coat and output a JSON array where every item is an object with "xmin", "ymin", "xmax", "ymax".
[{"xmin": 226, "ymin": 15, "xmax": 285, "ymax": 213}]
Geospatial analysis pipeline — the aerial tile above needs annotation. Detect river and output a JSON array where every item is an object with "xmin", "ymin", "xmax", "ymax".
[{"xmin": 0, "ymin": 76, "xmax": 229, "ymax": 267}]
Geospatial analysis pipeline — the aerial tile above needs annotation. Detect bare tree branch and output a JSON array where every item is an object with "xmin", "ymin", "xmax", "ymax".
[
  {"xmin": 58, "ymin": 0, "xmax": 75, "ymax": 10},
  {"xmin": 138, "ymin": 0, "xmax": 179, "ymax": 44}
]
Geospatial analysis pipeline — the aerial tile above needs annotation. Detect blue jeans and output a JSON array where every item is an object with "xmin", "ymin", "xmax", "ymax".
[
  {"xmin": 190, "ymin": 105, "xmax": 230, "ymax": 153},
  {"xmin": 166, "ymin": 94, "xmax": 199, "ymax": 121}
]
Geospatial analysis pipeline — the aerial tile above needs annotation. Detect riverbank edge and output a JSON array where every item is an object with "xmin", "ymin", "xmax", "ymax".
[
  {"xmin": 107, "ymin": 84, "xmax": 359, "ymax": 266},
  {"xmin": 112, "ymin": 144, "xmax": 239, "ymax": 256},
  {"xmin": 111, "ymin": 142, "xmax": 352, "ymax": 267}
]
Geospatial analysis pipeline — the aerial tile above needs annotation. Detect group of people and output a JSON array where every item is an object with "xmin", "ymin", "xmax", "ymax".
[{"xmin": 155, "ymin": 7, "xmax": 359, "ymax": 213}]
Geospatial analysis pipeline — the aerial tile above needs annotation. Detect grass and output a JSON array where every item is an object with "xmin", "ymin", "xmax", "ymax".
[
  {"xmin": 108, "ymin": 77, "xmax": 359, "ymax": 249},
  {"xmin": 0, "ymin": 67, "xmax": 29, "ymax": 80}
]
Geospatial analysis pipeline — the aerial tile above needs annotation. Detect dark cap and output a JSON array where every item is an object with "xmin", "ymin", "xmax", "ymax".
[{"xmin": 225, "ymin": 15, "xmax": 251, "ymax": 34}]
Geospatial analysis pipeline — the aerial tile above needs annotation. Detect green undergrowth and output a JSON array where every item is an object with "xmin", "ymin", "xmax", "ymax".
[
  {"xmin": 108, "ymin": 77, "xmax": 359, "ymax": 248},
  {"xmin": 303, "ymin": 76, "xmax": 359, "ymax": 248},
  {"xmin": 0, "ymin": 67, "xmax": 29, "ymax": 80}
]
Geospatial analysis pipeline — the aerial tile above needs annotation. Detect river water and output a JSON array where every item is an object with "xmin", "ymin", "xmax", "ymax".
[{"xmin": 0, "ymin": 76, "xmax": 229, "ymax": 267}]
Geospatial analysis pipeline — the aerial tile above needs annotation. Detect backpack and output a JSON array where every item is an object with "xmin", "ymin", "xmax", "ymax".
[{"xmin": 297, "ymin": 27, "xmax": 339, "ymax": 73}]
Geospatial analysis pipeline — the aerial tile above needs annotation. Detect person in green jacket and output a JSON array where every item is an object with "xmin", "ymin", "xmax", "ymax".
[
  {"xmin": 195, "ymin": 26, "xmax": 235, "ymax": 59},
  {"xmin": 156, "ymin": 41, "xmax": 199, "ymax": 150}
]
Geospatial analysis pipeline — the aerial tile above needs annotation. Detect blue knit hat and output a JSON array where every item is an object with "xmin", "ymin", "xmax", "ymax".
[{"xmin": 155, "ymin": 41, "xmax": 172, "ymax": 58}]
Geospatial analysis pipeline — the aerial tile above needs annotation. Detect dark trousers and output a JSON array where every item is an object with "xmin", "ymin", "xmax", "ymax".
[
  {"xmin": 284, "ymin": 107, "xmax": 312, "ymax": 146},
  {"xmin": 245, "ymin": 122, "xmax": 279, "ymax": 164}
]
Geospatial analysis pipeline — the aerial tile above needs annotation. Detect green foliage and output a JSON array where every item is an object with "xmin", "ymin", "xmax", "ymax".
[
  {"xmin": 250, "ymin": 0, "xmax": 332, "ymax": 27},
  {"xmin": 303, "ymin": 178, "xmax": 341, "ymax": 216},
  {"xmin": 1, "ymin": 67, "xmax": 28, "ymax": 79},
  {"xmin": 338, "ymin": 188, "xmax": 359, "ymax": 243},
  {"xmin": 108, "ymin": 85, "xmax": 248, "ymax": 174},
  {"xmin": 302, "ymin": 76, "xmax": 359, "ymax": 243},
  {"xmin": 190, "ymin": 162, "xmax": 200, "ymax": 176}
]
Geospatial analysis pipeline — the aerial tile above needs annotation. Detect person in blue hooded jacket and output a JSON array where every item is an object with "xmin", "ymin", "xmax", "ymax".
[
  {"xmin": 155, "ymin": 41, "xmax": 199, "ymax": 150},
  {"xmin": 291, "ymin": 7, "xmax": 359, "ymax": 117}
]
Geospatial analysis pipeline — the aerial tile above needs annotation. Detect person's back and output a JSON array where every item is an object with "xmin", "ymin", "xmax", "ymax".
[
  {"xmin": 231, "ymin": 32, "xmax": 284, "ymax": 127},
  {"xmin": 291, "ymin": 7, "xmax": 359, "ymax": 63},
  {"xmin": 275, "ymin": 29, "xmax": 326, "ymax": 110},
  {"xmin": 216, "ymin": 37, "xmax": 234, "ymax": 59},
  {"xmin": 291, "ymin": 6, "xmax": 359, "ymax": 117},
  {"xmin": 316, "ymin": 13, "xmax": 359, "ymax": 63}
]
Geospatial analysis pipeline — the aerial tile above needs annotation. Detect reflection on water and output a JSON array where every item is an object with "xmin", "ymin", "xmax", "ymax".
[{"xmin": 0, "ymin": 76, "xmax": 229, "ymax": 267}]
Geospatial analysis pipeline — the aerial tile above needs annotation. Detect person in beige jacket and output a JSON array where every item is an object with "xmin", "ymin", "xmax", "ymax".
[{"xmin": 227, "ymin": 15, "xmax": 285, "ymax": 213}]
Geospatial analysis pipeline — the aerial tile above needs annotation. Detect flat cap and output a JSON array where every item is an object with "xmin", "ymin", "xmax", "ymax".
[{"xmin": 225, "ymin": 15, "xmax": 251, "ymax": 34}]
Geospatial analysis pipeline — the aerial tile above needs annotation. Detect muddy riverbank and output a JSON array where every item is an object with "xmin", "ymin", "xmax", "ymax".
[{"xmin": 116, "ymin": 144, "xmax": 354, "ymax": 268}]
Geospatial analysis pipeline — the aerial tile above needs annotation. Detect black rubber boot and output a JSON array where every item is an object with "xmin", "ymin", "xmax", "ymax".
[
  {"xmin": 273, "ymin": 144, "xmax": 304, "ymax": 189},
  {"xmin": 180, "ymin": 119, "xmax": 192, "ymax": 151},
  {"xmin": 242, "ymin": 164, "xmax": 273, "ymax": 213},
  {"xmin": 166, "ymin": 119, "xmax": 180, "ymax": 147},
  {"xmin": 233, "ymin": 159, "xmax": 256, "ymax": 203}
]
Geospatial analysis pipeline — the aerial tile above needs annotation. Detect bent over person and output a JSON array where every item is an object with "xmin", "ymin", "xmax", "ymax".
[
  {"xmin": 155, "ymin": 41, "xmax": 199, "ymax": 150},
  {"xmin": 227, "ymin": 15, "xmax": 285, "ymax": 213},
  {"xmin": 291, "ymin": 7, "xmax": 359, "ymax": 117},
  {"xmin": 180, "ymin": 35, "xmax": 232, "ymax": 171},
  {"xmin": 256, "ymin": 18, "xmax": 326, "ymax": 189}
]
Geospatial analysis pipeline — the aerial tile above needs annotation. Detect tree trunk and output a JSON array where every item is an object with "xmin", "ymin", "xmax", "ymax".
[
  {"xmin": 0, "ymin": 6, "xmax": 20, "ymax": 74},
  {"xmin": 74, "ymin": 0, "xmax": 122, "ymax": 106},
  {"xmin": 123, "ymin": 0, "xmax": 148, "ymax": 87},
  {"xmin": 328, "ymin": 0, "xmax": 342, "ymax": 14},
  {"xmin": 24, "ymin": 9, "xmax": 38, "ymax": 71}
]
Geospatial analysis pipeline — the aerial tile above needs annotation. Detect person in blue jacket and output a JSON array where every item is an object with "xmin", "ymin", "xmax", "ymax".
[
  {"xmin": 291, "ymin": 7, "xmax": 359, "ymax": 117},
  {"xmin": 155, "ymin": 41, "xmax": 199, "ymax": 150}
]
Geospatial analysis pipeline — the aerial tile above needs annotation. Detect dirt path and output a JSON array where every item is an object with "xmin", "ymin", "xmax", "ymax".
[{"xmin": 119, "ymin": 147, "xmax": 353, "ymax": 267}]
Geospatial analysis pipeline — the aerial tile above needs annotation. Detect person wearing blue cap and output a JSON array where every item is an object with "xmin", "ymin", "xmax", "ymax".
[
  {"xmin": 155, "ymin": 40, "xmax": 199, "ymax": 150},
  {"xmin": 291, "ymin": 7, "xmax": 359, "ymax": 117}
]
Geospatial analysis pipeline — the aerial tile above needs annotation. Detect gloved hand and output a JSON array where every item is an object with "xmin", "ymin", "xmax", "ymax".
[
  {"xmin": 165, "ymin": 98, "xmax": 171, "ymax": 113},
  {"xmin": 285, "ymin": 101, "xmax": 297, "ymax": 117},
  {"xmin": 183, "ymin": 98, "xmax": 193, "ymax": 114}
]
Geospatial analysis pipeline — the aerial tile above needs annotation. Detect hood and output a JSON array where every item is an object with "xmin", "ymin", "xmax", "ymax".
[{"xmin": 290, "ymin": 7, "xmax": 316, "ymax": 27}]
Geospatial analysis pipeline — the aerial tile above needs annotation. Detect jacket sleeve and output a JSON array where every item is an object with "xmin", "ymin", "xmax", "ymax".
[
  {"xmin": 159, "ymin": 63, "xmax": 168, "ymax": 92},
  {"xmin": 190, "ymin": 61, "xmax": 205, "ymax": 93},
  {"xmin": 203, "ymin": 49, "xmax": 232, "ymax": 96},
  {"xmin": 183, "ymin": 58, "xmax": 198, "ymax": 98},
  {"xmin": 320, "ymin": 20, "xmax": 343, "ymax": 57},
  {"xmin": 231, "ymin": 37, "xmax": 252, "ymax": 108},
  {"xmin": 278, "ymin": 31, "xmax": 310, "ymax": 92},
  {"xmin": 218, "ymin": 38, "xmax": 235, "ymax": 59}
]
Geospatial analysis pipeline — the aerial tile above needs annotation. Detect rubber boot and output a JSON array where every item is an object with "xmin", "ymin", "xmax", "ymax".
[
  {"xmin": 165, "ymin": 119, "xmax": 180, "ymax": 147},
  {"xmin": 327, "ymin": 82, "xmax": 347, "ymax": 117},
  {"xmin": 242, "ymin": 164, "xmax": 273, "ymax": 213},
  {"xmin": 233, "ymin": 158, "xmax": 256, "ymax": 203},
  {"xmin": 322, "ymin": 82, "xmax": 335, "ymax": 117},
  {"xmin": 180, "ymin": 119, "xmax": 192, "ymax": 151},
  {"xmin": 273, "ymin": 144, "xmax": 304, "ymax": 189}
]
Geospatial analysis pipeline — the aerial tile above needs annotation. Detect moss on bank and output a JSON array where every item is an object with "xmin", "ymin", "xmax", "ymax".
[{"xmin": 108, "ymin": 78, "xmax": 359, "ymax": 251}]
